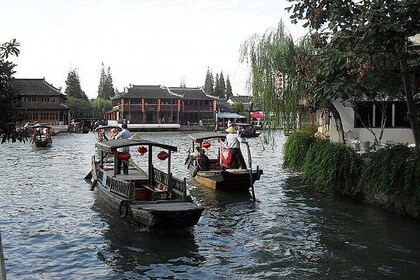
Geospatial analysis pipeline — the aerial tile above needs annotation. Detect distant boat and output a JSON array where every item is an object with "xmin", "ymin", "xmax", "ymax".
[
  {"xmin": 185, "ymin": 132, "xmax": 263, "ymax": 193},
  {"xmin": 88, "ymin": 138, "xmax": 204, "ymax": 229},
  {"xmin": 233, "ymin": 122, "xmax": 262, "ymax": 138},
  {"xmin": 31, "ymin": 124, "xmax": 52, "ymax": 147}
]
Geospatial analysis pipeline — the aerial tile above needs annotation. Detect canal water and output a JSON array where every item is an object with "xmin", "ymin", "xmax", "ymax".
[{"xmin": 1, "ymin": 132, "xmax": 420, "ymax": 279}]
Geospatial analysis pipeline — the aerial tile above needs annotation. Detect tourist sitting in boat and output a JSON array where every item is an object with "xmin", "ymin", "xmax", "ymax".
[
  {"xmin": 115, "ymin": 123, "xmax": 132, "ymax": 175},
  {"xmin": 110, "ymin": 128, "xmax": 118, "ymax": 139},
  {"xmin": 197, "ymin": 148, "xmax": 210, "ymax": 171},
  {"xmin": 98, "ymin": 129, "xmax": 108, "ymax": 141},
  {"xmin": 224, "ymin": 126, "xmax": 246, "ymax": 169}
]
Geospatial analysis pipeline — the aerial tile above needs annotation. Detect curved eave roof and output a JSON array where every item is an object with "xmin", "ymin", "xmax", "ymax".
[
  {"xmin": 168, "ymin": 87, "xmax": 214, "ymax": 100},
  {"xmin": 115, "ymin": 85, "xmax": 178, "ymax": 99},
  {"xmin": 11, "ymin": 78, "xmax": 66, "ymax": 98}
]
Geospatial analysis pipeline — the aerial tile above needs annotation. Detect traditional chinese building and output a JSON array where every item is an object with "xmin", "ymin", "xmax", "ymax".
[
  {"xmin": 11, "ymin": 78, "xmax": 70, "ymax": 129},
  {"xmin": 109, "ymin": 85, "xmax": 217, "ymax": 129}
]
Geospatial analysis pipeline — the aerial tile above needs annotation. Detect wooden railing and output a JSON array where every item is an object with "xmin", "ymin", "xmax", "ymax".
[
  {"xmin": 153, "ymin": 167, "xmax": 187, "ymax": 199},
  {"xmin": 99, "ymin": 169, "xmax": 135, "ymax": 200}
]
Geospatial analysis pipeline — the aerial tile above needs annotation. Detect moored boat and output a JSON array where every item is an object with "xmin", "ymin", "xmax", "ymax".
[
  {"xmin": 233, "ymin": 122, "xmax": 262, "ymax": 138},
  {"xmin": 185, "ymin": 132, "xmax": 263, "ymax": 193},
  {"xmin": 89, "ymin": 138, "xmax": 204, "ymax": 229},
  {"xmin": 31, "ymin": 124, "xmax": 52, "ymax": 147}
]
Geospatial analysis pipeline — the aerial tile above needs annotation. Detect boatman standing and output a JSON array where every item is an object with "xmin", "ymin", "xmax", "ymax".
[
  {"xmin": 115, "ymin": 123, "xmax": 132, "ymax": 174},
  {"xmin": 224, "ymin": 126, "xmax": 247, "ymax": 169}
]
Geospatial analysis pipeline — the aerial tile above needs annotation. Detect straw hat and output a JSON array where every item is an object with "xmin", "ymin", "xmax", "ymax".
[{"xmin": 225, "ymin": 126, "xmax": 237, "ymax": 133}]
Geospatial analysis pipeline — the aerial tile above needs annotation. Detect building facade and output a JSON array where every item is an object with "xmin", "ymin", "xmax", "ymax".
[
  {"xmin": 11, "ymin": 78, "xmax": 70, "ymax": 129},
  {"xmin": 109, "ymin": 85, "xmax": 217, "ymax": 127}
]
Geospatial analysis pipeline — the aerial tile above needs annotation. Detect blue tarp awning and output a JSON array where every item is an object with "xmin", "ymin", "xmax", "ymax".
[{"xmin": 216, "ymin": 112, "xmax": 246, "ymax": 119}]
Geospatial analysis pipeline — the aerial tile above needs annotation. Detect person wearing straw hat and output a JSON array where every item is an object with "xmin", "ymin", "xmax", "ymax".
[{"xmin": 224, "ymin": 126, "xmax": 246, "ymax": 169}]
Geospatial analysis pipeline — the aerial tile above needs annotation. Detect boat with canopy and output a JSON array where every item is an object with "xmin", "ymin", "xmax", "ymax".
[{"xmin": 88, "ymin": 137, "xmax": 204, "ymax": 229}]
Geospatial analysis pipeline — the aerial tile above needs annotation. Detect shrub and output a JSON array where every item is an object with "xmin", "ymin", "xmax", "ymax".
[
  {"xmin": 359, "ymin": 145, "xmax": 420, "ymax": 201},
  {"xmin": 302, "ymin": 140, "xmax": 362, "ymax": 193},
  {"xmin": 283, "ymin": 127, "xmax": 316, "ymax": 170}
]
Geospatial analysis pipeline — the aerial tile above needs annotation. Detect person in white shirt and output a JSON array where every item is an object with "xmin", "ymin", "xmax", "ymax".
[
  {"xmin": 115, "ymin": 123, "xmax": 132, "ymax": 174},
  {"xmin": 225, "ymin": 126, "xmax": 246, "ymax": 169}
]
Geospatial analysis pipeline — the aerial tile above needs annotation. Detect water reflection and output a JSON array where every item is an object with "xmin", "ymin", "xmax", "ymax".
[
  {"xmin": 2, "ymin": 132, "xmax": 420, "ymax": 279},
  {"xmin": 91, "ymin": 198, "xmax": 205, "ymax": 278}
]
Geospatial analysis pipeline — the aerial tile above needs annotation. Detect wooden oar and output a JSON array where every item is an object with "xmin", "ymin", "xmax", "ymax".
[{"xmin": 243, "ymin": 141, "xmax": 256, "ymax": 202}]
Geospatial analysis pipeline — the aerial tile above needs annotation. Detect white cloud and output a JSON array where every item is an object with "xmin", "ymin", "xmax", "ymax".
[{"xmin": 1, "ymin": 0, "xmax": 307, "ymax": 98}]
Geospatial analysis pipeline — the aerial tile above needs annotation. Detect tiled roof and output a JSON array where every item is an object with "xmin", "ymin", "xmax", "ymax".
[
  {"xmin": 20, "ymin": 103, "xmax": 69, "ymax": 110},
  {"xmin": 114, "ymin": 85, "xmax": 178, "ymax": 99},
  {"xmin": 230, "ymin": 95, "xmax": 252, "ymax": 104},
  {"xmin": 167, "ymin": 87, "xmax": 214, "ymax": 100},
  {"xmin": 11, "ymin": 78, "xmax": 66, "ymax": 98}
]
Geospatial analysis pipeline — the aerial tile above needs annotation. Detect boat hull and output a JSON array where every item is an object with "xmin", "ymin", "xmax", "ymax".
[
  {"xmin": 190, "ymin": 168, "xmax": 263, "ymax": 191},
  {"xmin": 95, "ymin": 179, "xmax": 203, "ymax": 229},
  {"xmin": 33, "ymin": 138, "xmax": 52, "ymax": 147}
]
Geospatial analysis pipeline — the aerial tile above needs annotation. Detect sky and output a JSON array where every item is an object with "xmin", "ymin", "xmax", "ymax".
[{"xmin": 2, "ymin": 0, "xmax": 307, "ymax": 99}]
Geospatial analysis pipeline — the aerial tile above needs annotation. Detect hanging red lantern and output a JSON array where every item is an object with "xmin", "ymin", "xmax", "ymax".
[
  {"xmin": 157, "ymin": 151, "xmax": 169, "ymax": 160},
  {"xmin": 118, "ymin": 152, "xmax": 131, "ymax": 161},
  {"xmin": 202, "ymin": 141, "xmax": 211, "ymax": 148},
  {"xmin": 137, "ymin": 146, "xmax": 147, "ymax": 155}
]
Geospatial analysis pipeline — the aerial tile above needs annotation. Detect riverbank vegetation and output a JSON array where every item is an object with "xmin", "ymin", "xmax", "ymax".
[
  {"xmin": 284, "ymin": 131, "xmax": 420, "ymax": 217},
  {"xmin": 241, "ymin": 1, "xmax": 419, "ymax": 148}
]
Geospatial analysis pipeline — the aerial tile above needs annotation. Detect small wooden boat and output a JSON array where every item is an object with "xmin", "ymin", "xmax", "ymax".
[
  {"xmin": 89, "ymin": 138, "xmax": 204, "ymax": 229},
  {"xmin": 233, "ymin": 122, "xmax": 262, "ymax": 138},
  {"xmin": 185, "ymin": 132, "xmax": 263, "ymax": 194},
  {"xmin": 31, "ymin": 124, "xmax": 52, "ymax": 147}
]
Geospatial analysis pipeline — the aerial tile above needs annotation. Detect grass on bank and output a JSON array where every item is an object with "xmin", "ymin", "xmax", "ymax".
[{"xmin": 283, "ymin": 130, "xmax": 420, "ymax": 203}]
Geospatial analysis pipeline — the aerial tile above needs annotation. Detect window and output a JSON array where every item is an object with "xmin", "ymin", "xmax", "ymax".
[{"xmin": 354, "ymin": 101, "xmax": 410, "ymax": 128}]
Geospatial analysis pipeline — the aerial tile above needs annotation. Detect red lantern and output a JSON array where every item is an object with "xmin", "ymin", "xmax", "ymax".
[
  {"xmin": 157, "ymin": 151, "xmax": 169, "ymax": 160},
  {"xmin": 118, "ymin": 152, "xmax": 131, "ymax": 161},
  {"xmin": 202, "ymin": 141, "xmax": 211, "ymax": 148},
  {"xmin": 137, "ymin": 146, "xmax": 147, "ymax": 155}
]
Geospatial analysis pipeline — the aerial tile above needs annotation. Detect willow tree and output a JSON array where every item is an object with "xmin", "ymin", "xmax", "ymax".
[
  {"xmin": 240, "ymin": 21, "xmax": 302, "ymax": 133},
  {"xmin": 288, "ymin": 0, "xmax": 420, "ymax": 148}
]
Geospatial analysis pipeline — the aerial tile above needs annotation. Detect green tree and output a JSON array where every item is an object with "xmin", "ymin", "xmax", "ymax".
[
  {"xmin": 65, "ymin": 69, "xmax": 88, "ymax": 100},
  {"xmin": 97, "ymin": 63, "xmax": 106, "ymax": 99},
  {"xmin": 240, "ymin": 20, "xmax": 301, "ymax": 132},
  {"xmin": 66, "ymin": 96, "xmax": 92, "ymax": 119},
  {"xmin": 0, "ymin": 39, "xmax": 28, "ymax": 143},
  {"xmin": 103, "ymin": 66, "xmax": 114, "ymax": 99},
  {"xmin": 226, "ymin": 75, "xmax": 233, "ymax": 99},
  {"xmin": 91, "ymin": 98, "xmax": 112, "ymax": 119},
  {"xmin": 219, "ymin": 71, "xmax": 226, "ymax": 98},
  {"xmin": 214, "ymin": 73, "xmax": 221, "ymax": 97},
  {"xmin": 204, "ymin": 67, "xmax": 214, "ymax": 95},
  {"xmin": 97, "ymin": 63, "xmax": 115, "ymax": 99},
  {"xmin": 231, "ymin": 102, "xmax": 244, "ymax": 114},
  {"xmin": 288, "ymin": 0, "xmax": 420, "ymax": 148}
]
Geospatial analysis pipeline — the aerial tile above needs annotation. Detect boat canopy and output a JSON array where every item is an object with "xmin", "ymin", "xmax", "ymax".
[
  {"xmin": 94, "ymin": 125, "xmax": 122, "ymax": 132},
  {"xmin": 216, "ymin": 112, "xmax": 245, "ymax": 119},
  {"xmin": 31, "ymin": 123, "xmax": 52, "ymax": 129},
  {"xmin": 188, "ymin": 132, "xmax": 227, "ymax": 141},
  {"xmin": 96, "ymin": 139, "xmax": 178, "ymax": 153}
]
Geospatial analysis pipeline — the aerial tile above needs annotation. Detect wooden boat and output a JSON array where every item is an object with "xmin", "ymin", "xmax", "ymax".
[
  {"xmin": 89, "ymin": 138, "xmax": 204, "ymax": 229},
  {"xmin": 31, "ymin": 124, "xmax": 52, "ymax": 147},
  {"xmin": 185, "ymin": 132, "xmax": 263, "ymax": 193},
  {"xmin": 233, "ymin": 122, "xmax": 262, "ymax": 138}
]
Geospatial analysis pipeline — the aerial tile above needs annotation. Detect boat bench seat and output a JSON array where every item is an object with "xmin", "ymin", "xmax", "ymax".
[{"xmin": 209, "ymin": 159, "xmax": 221, "ymax": 170}]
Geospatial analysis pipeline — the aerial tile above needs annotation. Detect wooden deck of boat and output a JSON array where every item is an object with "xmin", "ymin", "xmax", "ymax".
[{"xmin": 104, "ymin": 168, "xmax": 148, "ymax": 181}]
